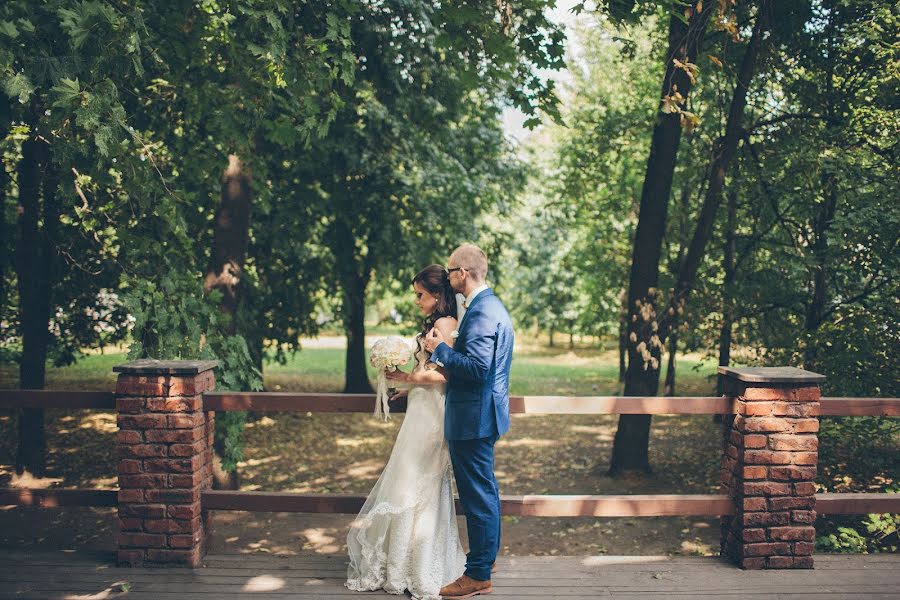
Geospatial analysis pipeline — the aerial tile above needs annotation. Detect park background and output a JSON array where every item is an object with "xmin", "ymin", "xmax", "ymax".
[{"xmin": 0, "ymin": 1, "xmax": 896, "ymax": 556}]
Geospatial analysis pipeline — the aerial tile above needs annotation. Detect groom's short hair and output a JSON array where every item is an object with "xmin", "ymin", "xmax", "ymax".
[{"xmin": 451, "ymin": 244, "xmax": 488, "ymax": 282}]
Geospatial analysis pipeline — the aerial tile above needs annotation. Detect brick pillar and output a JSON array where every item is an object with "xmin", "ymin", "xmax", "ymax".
[
  {"xmin": 719, "ymin": 366, "xmax": 824, "ymax": 569},
  {"xmin": 114, "ymin": 359, "xmax": 217, "ymax": 567}
]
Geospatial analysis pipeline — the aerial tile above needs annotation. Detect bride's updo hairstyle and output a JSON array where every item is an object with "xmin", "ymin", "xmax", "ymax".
[{"xmin": 413, "ymin": 264, "xmax": 458, "ymax": 336}]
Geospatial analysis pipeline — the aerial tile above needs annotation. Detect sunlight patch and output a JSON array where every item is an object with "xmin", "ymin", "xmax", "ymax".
[
  {"xmin": 64, "ymin": 582, "xmax": 129, "ymax": 599},
  {"xmin": 89, "ymin": 476, "xmax": 118, "ymax": 487},
  {"xmin": 9, "ymin": 473, "xmax": 63, "ymax": 488},
  {"xmin": 336, "ymin": 438, "xmax": 378, "ymax": 447},
  {"xmin": 680, "ymin": 539, "xmax": 712, "ymax": 555},
  {"xmin": 569, "ymin": 425, "xmax": 612, "ymax": 435},
  {"xmin": 78, "ymin": 413, "xmax": 117, "ymax": 433},
  {"xmin": 496, "ymin": 438, "xmax": 561, "ymax": 448},
  {"xmin": 246, "ymin": 416, "xmax": 278, "ymax": 428},
  {"xmin": 247, "ymin": 539, "xmax": 271, "ymax": 550},
  {"xmin": 242, "ymin": 574, "xmax": 285, "ymax": 592},
  {"xmin": 580, "ymin": 555, "xmax": 670, "ymax": 566},
  {"xmin": 302, "ymin": 527, "xmax": 341, "ymax": 553},
  {"xmin": 238, "ymin": 455, "xmax": 283, "ymax": 468},
  {"xmin": 344, "ymin": 459, "xmax": 386, "ymax": 478}
]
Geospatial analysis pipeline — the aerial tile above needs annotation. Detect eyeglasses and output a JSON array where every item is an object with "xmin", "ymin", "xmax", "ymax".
[{"xmin": 447, "ymin": 267, "xmax": 466, "ymax": 275}]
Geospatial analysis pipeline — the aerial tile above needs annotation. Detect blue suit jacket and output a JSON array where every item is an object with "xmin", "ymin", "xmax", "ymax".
[{"xmin": 431, "ymin": 289, "xmax": 514, "ymax": 440}]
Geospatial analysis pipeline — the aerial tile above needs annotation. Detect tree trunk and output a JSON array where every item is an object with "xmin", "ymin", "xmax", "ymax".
[
  {"xmin": 804, "ymin": 13, "xmax": 839, "ymax": 373},
  {"xmin": 663, "ymin": 331, "xmax": 677, "ymax": 396},
  {"xmin": 618, "ymin": 304, "xmax": 627, "ymax": 383},
  {"xmin": 664, "ymin": 1, "xmax": 771, "ymax": 338},
  {"xmin": 717, "ymin": 189, "xmax": 738, "ymax": 398},
  {"xmin": 204, "ymin": 155, "xmax": 253, "ymax": 491},
  {"xmin": 804, "ymin": 174, "xmax": 837, "ymax": 373},
  {"xmin": 326, "ymin": 192, "xmax": 374, "ymax": 394},
  {"xmin": 548, "ymin": 326, "xmax": 555, "ymax": 348},
  {"xmin": 610, "ymin": 1, "xmax": 713, "ymax": 476},
  {"xmin": 663, "ymin": 183, "xmax": 692, "ymax": 398},
  {"xmin": 15, "ymin": 133, "xmax": 54, "ymax": 480},
  {"xmin": 612, "ymin": 2, "xmax": 771, "ymax": 473},
  {"xmin": 343, "ymin": 269, "xmax": 373, "ymax": 393},
  {"xmin": 0, "ymin": 99, "xmax": 11, "ymax": 323},
  {"xmin": 204, "ymin": 155, "xmax": 252, "ymax": 335}
]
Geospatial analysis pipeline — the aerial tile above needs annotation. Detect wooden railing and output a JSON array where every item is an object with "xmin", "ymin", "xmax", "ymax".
[
  {"xmin": 0, "ymin": 390, "xmax": 115, "ymax": 409},
  {"xmin": 1, "ymin": 388, "xmax": 897, "ymax": 516},
  {"xmin": 5, "ymin": 388, "xmax": 895, "ymax": 416},
  {"xmin": 2, "ymin": 362, "xmax": 899, "ymax": 571}
]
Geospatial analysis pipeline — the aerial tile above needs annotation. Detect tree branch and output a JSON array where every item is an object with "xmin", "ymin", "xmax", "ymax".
[{"xmin": 748, "ymin": 112, "xmax": 834, "ymax": 132}]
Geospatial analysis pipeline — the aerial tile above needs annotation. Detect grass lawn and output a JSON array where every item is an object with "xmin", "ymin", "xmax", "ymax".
[
  {"xmin": 0, "ymin": 340, "xmax": 719, "ymax": 395},
  {"xmin": 263, "ymin": 341, "xmax": 720, "ymax": 396}
]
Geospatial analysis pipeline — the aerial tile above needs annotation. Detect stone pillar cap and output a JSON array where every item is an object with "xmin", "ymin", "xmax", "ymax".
[
  {"xmin": 717, "ymin": 366, "xmax": 825, "ymax": 384},
  {"xmin": 113, "ymin": 359, "xmax": 219, "ymax": 375}
]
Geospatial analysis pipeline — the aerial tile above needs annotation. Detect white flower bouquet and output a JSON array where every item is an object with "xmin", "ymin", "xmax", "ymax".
[{"xmin": 369, "ymin": 336, "xmax": 413, "ymax": 420}]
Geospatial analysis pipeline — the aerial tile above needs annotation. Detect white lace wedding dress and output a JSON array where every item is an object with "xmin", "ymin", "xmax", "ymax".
[{"xmin": 345, "ymin": 339, "xmax": 466, "ymax": 600}]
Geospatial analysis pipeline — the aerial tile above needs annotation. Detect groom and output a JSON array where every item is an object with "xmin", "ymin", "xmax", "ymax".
[{"xmin": 424, "ymin": 243, "xmax": 513, "ymax": 600}]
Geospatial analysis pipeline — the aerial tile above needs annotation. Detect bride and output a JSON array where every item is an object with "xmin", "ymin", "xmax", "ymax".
[{"xmin": 345, "ymin": 264, "xmax": 466, "ymax": 600}]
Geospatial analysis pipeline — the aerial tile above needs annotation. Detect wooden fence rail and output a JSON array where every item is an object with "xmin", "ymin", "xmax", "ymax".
[
  {"xmin": 3, "ymin": 489, "xmax": 897, "ymax": 518},
  {"xmin": 1, "ymin": 390, "xmax": 897, "ymax": 516},
  {"xmin": 2, "ymin": 390, "xmax": 898, "ymax": 416},
  {"xmin": 1, "ymin": 363, "xmax": 898, "ymax": 570}
]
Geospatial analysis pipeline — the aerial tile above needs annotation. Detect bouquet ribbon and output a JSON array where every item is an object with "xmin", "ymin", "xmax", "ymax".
[{"xmin": 374, "ymin": 370, "xmax": 391, "ymax": 421}]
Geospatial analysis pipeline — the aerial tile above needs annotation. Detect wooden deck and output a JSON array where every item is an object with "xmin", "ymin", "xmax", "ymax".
[{"xmin": 1, "ymin": 550, "xmax": 898, "ymax": 599}]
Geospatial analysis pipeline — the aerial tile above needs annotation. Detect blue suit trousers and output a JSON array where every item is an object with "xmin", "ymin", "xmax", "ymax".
[{"xmin": 449, "ymin": 434, "xmax": 500, "ymax": 581}]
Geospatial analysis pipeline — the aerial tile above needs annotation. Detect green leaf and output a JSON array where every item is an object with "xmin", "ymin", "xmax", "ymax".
[
  {"xmin": 51, "ymin": 77, "xmax": 82, "ymax": 107},
  {"xmin": 4, "ymin": 72, "xmax": 35, "ymax": 104},
  {"xmin": 0, "ymin": 20, "xmax": 18, "ymax": 39},
  {"xmin": 17, "ymin": 18, "xmax": 36, "ymax": 34}
]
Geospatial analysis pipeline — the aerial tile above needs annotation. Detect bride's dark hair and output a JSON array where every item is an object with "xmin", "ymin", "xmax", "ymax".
[{"xmin": 413, "ymin": 264, "xmax": 457, "ymax": 338}]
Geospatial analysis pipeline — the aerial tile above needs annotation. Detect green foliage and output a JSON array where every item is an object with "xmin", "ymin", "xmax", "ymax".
[
  {"xmin": 816, "ymin": 510, "xmax": 899, "ymax": 555},
  {"xmin": 819, "ymin": 417, "xmax": 900, "ymax": 477},
  {"xmin": 3, "ymin": 0, "xmax": 569, "ymax": 460},
  {"xmin": 1, "ymin": 0, "xmax": 358, "ymax": 467},
  {"xmin": 516, "ymin": 0, "xmax": 896, "ymax": 544},
  {"xmin": 1, "ymin": 0, "xmax": 892, "ymax": 515},
  {"xmin": 816, "ymin": 416, "xmax": 898, "ymax": 554},
  {"xmin": 502, "ymin": 194, "xmax": 584, "ymax": 340},
  {"xmin": 124, "ymin": 268, "xmax": 262, "ymax": 472},
  {"xmin": 513, "ymin": 15, "xmax": 665, "ymax": 341},
  {"xmin": 0, "ymin": 1, "xmax": 153, "ymax": 370},
  {"xmin": 816, "ymin": 526, "xmax": 869, "ymax": 554},
  {"xmin": 124, "ymin": 269, "xmax": 263, "ymax": 392}
]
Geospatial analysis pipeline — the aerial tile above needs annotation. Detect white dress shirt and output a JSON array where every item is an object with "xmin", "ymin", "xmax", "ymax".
[{"xmin": 463, "ymin": 284, "xmax": 489, "ymax": 309}]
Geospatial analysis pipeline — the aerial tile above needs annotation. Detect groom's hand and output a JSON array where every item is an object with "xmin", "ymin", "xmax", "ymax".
[{"xmin": 423, "ymin": 327, "xmax": 445, "ymax": 353}]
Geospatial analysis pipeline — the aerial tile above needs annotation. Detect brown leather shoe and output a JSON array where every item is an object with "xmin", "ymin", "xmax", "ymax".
[{"xmin": 440, "ymin": 574, "xmax": 492, "ymax": 599}]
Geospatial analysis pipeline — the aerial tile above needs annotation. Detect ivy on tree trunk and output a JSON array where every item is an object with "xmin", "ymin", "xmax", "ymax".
[{"xmin": 204, "ymin": 155, "xmax": 253, "ymax": 490}]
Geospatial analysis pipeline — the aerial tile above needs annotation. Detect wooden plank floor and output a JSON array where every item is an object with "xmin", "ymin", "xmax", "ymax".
[{"xmin": 1, "ymin": 550, "xmax": 898, "ymax": 599}]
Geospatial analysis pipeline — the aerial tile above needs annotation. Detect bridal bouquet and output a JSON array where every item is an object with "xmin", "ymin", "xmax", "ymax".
[{"xmin": 369, "ymin": 336, "xmax": 413, "ymax": 420}]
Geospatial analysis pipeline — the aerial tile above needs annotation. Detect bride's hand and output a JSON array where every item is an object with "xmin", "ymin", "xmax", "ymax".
[{"xmin": 385, "ymin": 369, "xmax": 409, "ymax": 382}]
